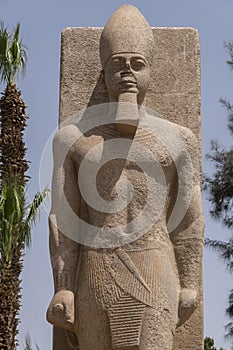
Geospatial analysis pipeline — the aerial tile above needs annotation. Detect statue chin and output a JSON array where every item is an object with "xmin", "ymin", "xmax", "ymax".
[
  {"xmin": 177, "ymin": 289, "xmax": 198, "ymax": 327},
  {"xmin": 47, "ymin": 290, "xmax": 75, "ymax": 332}
]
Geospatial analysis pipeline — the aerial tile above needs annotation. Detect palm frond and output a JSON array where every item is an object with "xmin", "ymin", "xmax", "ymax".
[
  {"xmin": 0, "ymin": 181, "xmax": 49, "ymax": 261},
  {"xmin": 0, "ymin": 181, "xmax": 25, "ymax": 262},
  {"xmin": 10, "ymin": 22, "xmax": 27, "ymax": 81},
  {"xmin": 24, "ymin": 334, "xmax": 32, "ymax": 350},
  {"xmin": 0, "ymin": 21, "xmax": 10, "ymax": 83},
  {"xmin": 24, "ymin": 334, "xmax": 41, "ymax": 350},
  {"xmin": 0, "ymin": 21, "xmax": 27, "ymax": 85},
  {"xmin": 19, "ymin": 188, "xmax": 49, "ymax": 248}
]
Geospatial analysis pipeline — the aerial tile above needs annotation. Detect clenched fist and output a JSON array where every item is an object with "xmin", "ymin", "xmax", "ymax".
[{"xmin": 47, "ymin": 290, "xmax": 75, "ymax": 332}]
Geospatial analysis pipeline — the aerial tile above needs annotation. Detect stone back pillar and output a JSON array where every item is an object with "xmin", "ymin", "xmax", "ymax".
[{"xmin": 53, "ymin": 26, "xmax": 203, "ymax": 350}]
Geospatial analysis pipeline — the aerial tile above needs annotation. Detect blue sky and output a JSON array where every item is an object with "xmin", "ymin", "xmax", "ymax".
[{"xmin": 1, "ymin": 0, "xmax": 233, "ymax": 349}]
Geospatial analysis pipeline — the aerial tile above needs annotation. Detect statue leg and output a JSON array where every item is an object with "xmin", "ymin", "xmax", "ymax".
[
  {"xmin": 76, "ymin": 306, "xmax": 113, "ymax": 350},
  {"xmin": 139, "ymin": 306, "xmax": 177, "ymax": 350},
  {"xmin": 75, "ymin": 250, "xmax": 115, "ymax": 349}
]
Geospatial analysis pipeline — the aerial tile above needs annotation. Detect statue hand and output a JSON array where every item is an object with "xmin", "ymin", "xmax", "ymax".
[
  {"xmin": 178, "ymin": 288, "xmax": 198, "ymax": 326},
  {"xmin": 47, "ymin": 290, "xmax": 75, "ymax": 332}
]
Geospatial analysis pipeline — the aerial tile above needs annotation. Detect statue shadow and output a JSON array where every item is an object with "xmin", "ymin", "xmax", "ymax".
[{"xmin": 87, "ymin": 73, "xmax": 109, "ymax": 108}]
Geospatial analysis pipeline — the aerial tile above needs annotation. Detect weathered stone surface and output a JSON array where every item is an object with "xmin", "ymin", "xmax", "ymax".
[
  {"xmin": 59, "ymin": 25, "xmax": 202, "ymax": 160},
  {"xmin": 48, "ymin": 5, "xmax": 204, "ymax": 350},
  {"xmin": 59, "ymin": 27, "xmax": 201, "ymax": 140}
]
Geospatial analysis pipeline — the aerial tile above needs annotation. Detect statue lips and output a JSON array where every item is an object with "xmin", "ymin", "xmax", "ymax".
[{"xmin": 118, "ymin": 72, "xmax": 137, "ymax": 91}]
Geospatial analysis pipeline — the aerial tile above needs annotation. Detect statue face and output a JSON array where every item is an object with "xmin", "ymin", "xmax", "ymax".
[{"xmin": 103, "ymin": 53, "xmax": 151, "ymax": 102}]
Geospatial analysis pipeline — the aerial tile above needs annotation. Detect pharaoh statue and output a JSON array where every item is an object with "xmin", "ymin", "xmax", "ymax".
[{"xmin": 47, "ymin": 5, "xmax": 205, "ymax": 350}]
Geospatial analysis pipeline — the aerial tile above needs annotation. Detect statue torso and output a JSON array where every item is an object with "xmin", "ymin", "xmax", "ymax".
[{"xmin": 68, "ymin": 119, "xmax": 179, "ymax": 250}]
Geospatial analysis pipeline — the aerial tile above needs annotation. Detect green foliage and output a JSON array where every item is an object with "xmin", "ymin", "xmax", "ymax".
[
  {"xmin": 225, "ymin": 42, "xmax": 233, "ymax": 70},
  {"xmin": 204, "ymin": 42, "xmax": 233, "ymax": 344},
  {"xmin": 204, "ymin": 42, "xmax": 233, "ymax": 229},
  {"xmin": 204, "ymin": 337, "xmax": 224, "ymax": 350},
  {"xmin": 0, "ymin": 21, "xmax": 27, "ymax": 85},
  {"xmin": 205, "ymin": 237, "xmax": 233, "ymax": 273},
  {"xmin": 204, "ymin": 142, "xmax": 233, "ymax": 230},
  {"xmin": 204, "ymin": 337, "xmax": 216, "ymax": 350},
  {"xmin": 24, "ymin": 334, "xmax": 41, "ymax": 350},
  {"xmin": 225, "ymin": 289, "xmax": 233, "ymax": 341},
  {"xmin": 0, "ymin": 181, "xmax": 49, "ymax": 264},
  {"xmin": 0, "ymin": 21, "xmax": 48, "ymax": 349},
  {"xmin": 0, "ymin": 182, "xmax": 24, "ymax": 263}
]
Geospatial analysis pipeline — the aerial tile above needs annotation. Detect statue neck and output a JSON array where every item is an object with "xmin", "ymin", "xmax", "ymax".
[{"xmin": 114, "ymin": 92, "xmax": 140, "ymax": 136}]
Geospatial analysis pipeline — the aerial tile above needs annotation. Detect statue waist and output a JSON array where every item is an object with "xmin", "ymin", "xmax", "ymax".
[{"xmin": 81, "ymin": 242, "xmax": 170, "ymax": 253}]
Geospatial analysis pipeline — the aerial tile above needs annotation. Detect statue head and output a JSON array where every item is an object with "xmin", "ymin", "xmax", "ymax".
[{"xmin": 100, "ymin": 5, "xmax": 154, "ymax": 103}]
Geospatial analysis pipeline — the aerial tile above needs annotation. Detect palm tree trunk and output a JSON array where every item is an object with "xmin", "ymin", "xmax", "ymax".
[
  {"xmin": 0, "ymin": 83, "xmax": 29, "ymax": 186},
  {"xmin": 0, "ymin": 244, "xmax": 24, "ymax": 350},
  {"xmin": 0, "ymin": 82, "xmax": 29, "ymax": 349}
]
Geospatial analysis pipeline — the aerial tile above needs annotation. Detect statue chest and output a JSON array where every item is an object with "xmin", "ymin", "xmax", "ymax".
[{"xmin": 71, "ymin": 133, "xmax": 176, "ymax": 229}]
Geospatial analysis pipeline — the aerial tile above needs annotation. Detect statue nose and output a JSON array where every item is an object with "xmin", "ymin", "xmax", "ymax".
[
  {"xmin": 121, "ymin": 60, "xmax": 134, "ymax": 77},
  {"xmin": 125, "ymin": 62, "xmax": 131, "ymax": 69}
]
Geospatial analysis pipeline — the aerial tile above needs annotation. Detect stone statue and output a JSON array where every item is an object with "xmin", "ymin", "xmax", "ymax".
[{"xmin": 47, "ymin": 5, "xmax": 205, "ymax": 350}]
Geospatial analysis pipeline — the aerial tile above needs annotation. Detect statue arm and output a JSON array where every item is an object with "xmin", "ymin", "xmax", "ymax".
[
  {"xmin": 47, "ymin": 128, "xmax": 80, "ymax": 331},
  {"xmin": 49, "ymin": 157, "xmax": 80, "ymax": 292},
  {"xmin": 169, "ymin": 128, "xmax": 205, "ymax": 325}
]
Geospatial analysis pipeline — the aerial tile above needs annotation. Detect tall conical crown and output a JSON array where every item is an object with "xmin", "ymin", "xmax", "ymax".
[{"xmin": 100, "ymin": 4, "xmax": 154, "ymax": 68}]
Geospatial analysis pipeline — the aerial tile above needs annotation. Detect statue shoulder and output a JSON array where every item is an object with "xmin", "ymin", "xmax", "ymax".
[
  {"xmin": 52, "ymin": 124, "xmax": 83, "ymax": 158},
  {"xmin": 145, "ymin": 113, "xmax": 199, "ymax": 155},
  {"xmin": 175, "ymin": 123, "xmax": 199, "ymax": 152},
  {"xmin": 154, "ymin": 115, "xmax": 198, "ymax": 147}
]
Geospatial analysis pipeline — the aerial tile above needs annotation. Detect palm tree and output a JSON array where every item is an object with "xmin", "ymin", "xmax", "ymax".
[
  {"xmin": 0, "ymin": 22, "xmax": 48, "ymax": 349},
  {"xmin": 0, "ymin": 182, "xmax": 48, "ymax": 349}
]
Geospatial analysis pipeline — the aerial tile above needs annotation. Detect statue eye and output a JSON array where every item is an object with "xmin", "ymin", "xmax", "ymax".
[
  {"xmin": 131, "ymin": 58, "xmax": 146, "ymax": 71},
  {"xmin": 111, "ymin": 58, "xmax": 124, "ymax": 70}
]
